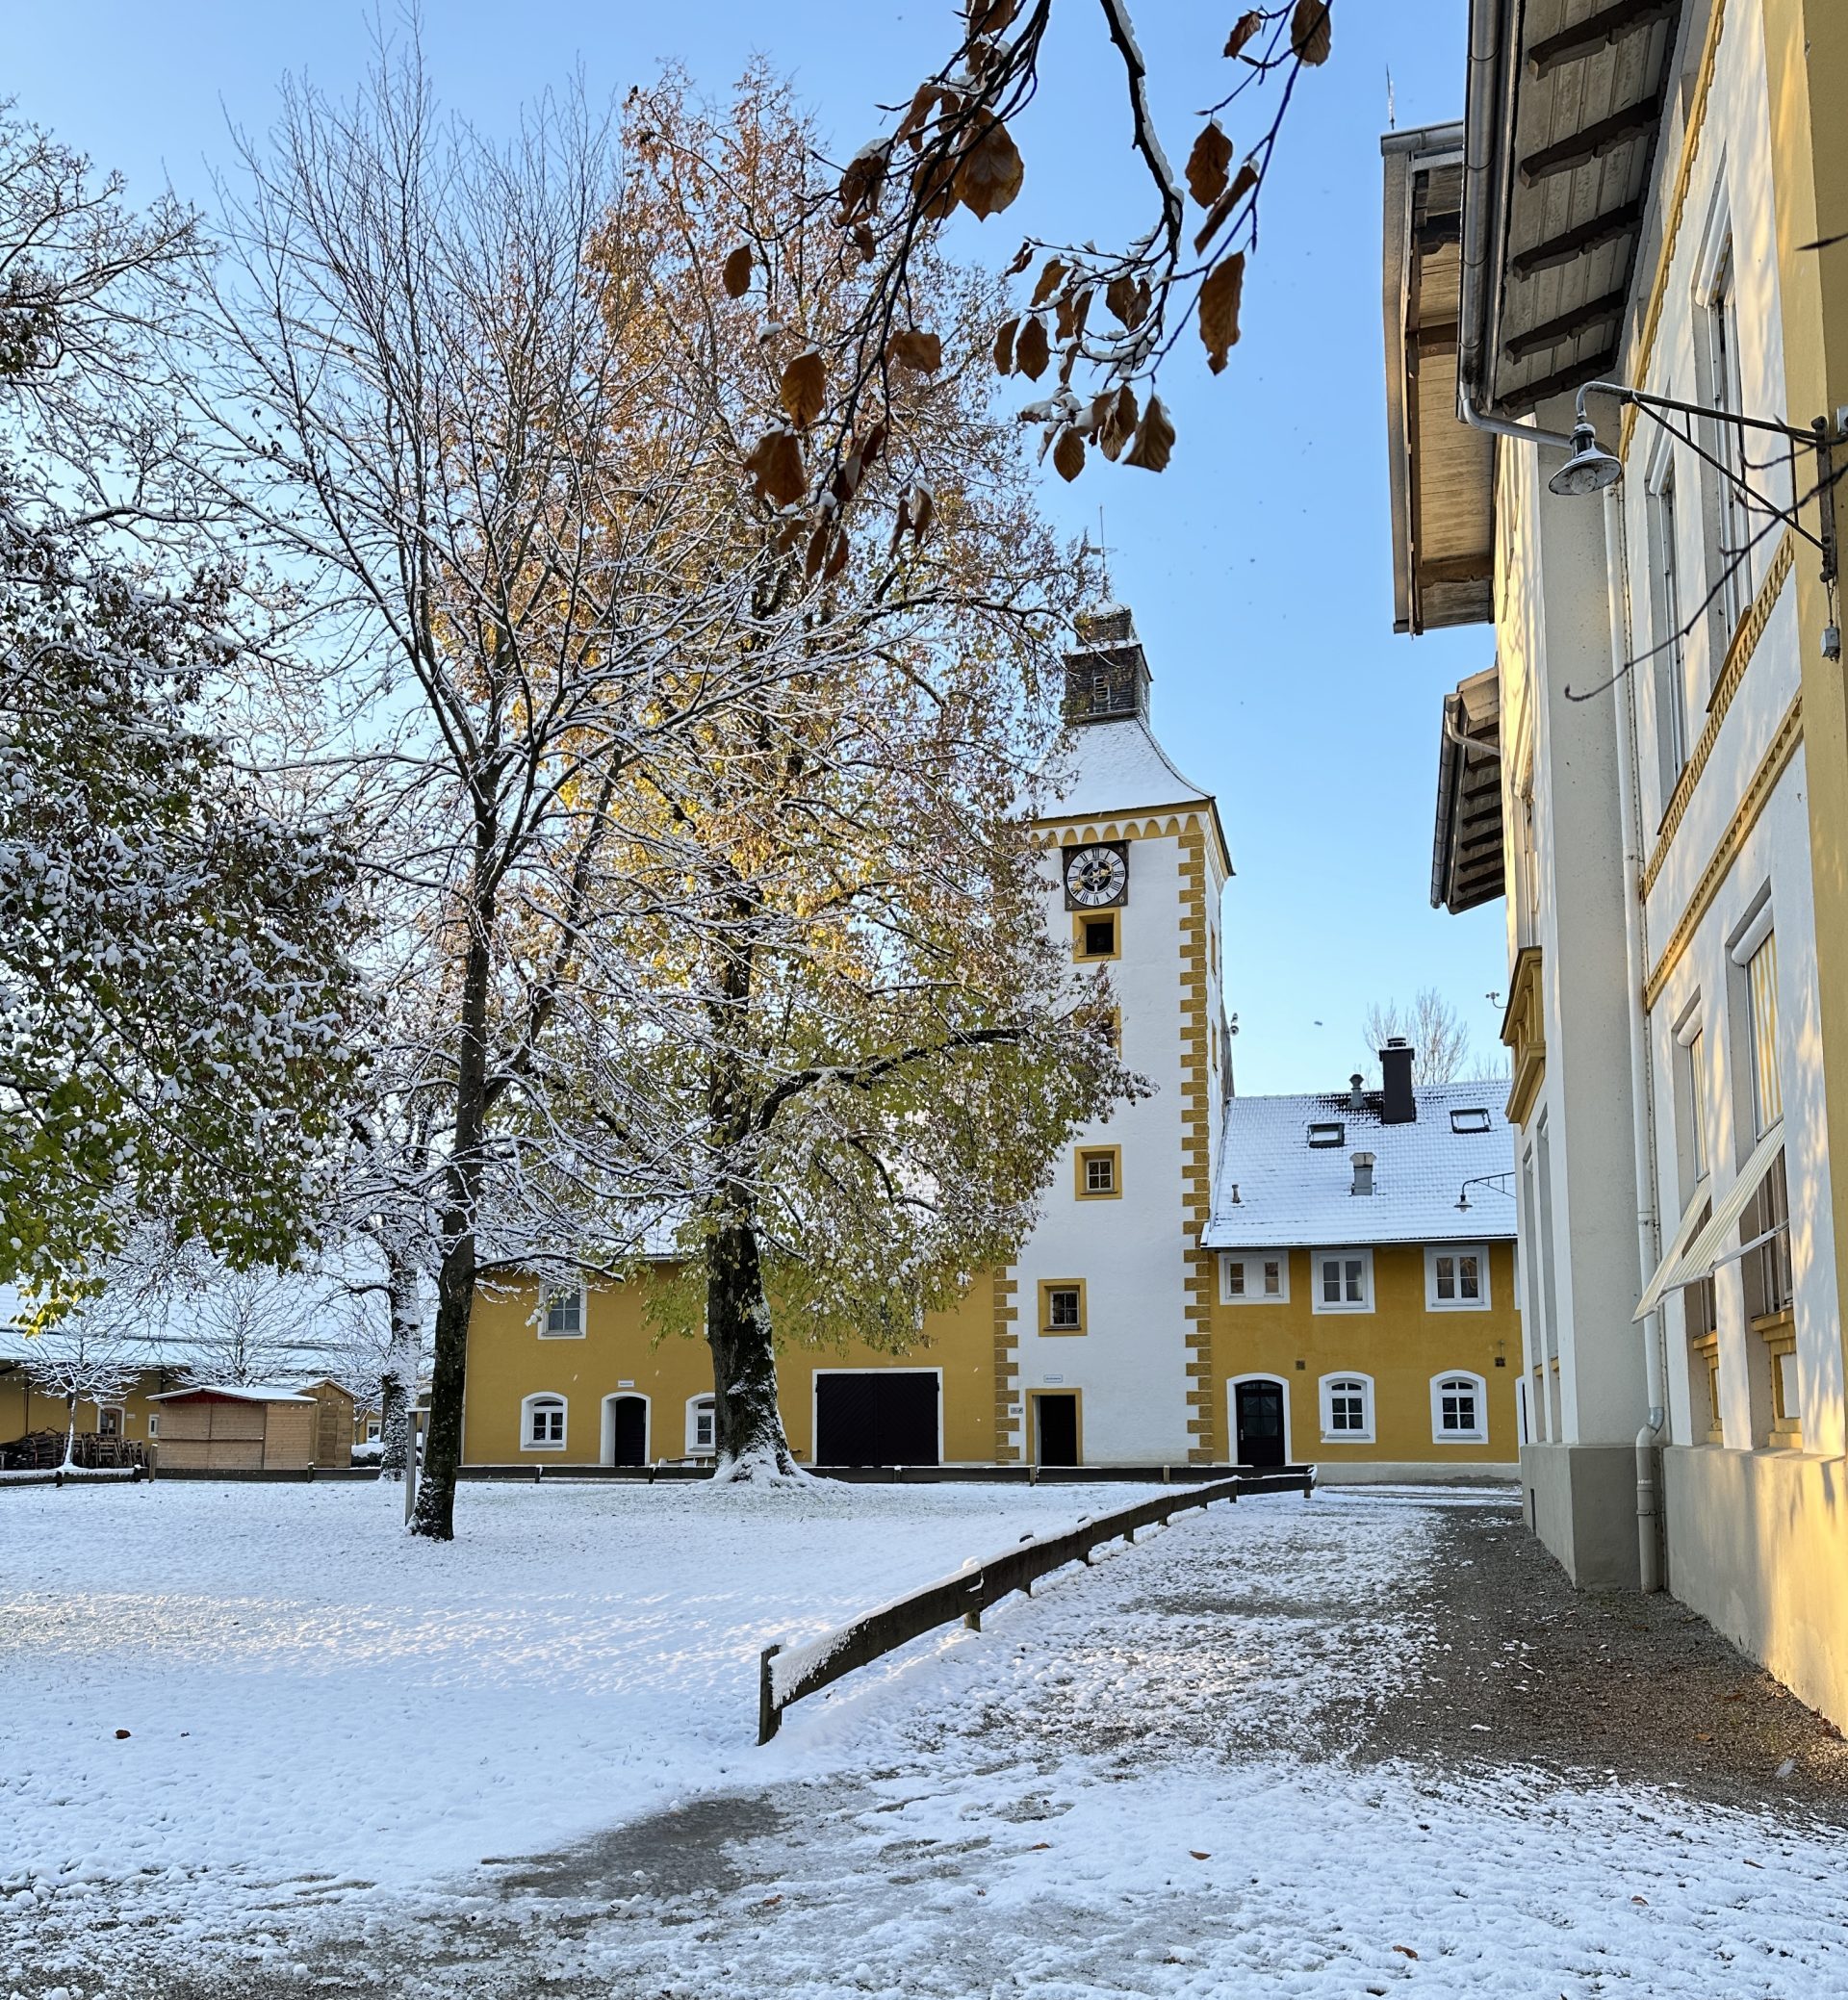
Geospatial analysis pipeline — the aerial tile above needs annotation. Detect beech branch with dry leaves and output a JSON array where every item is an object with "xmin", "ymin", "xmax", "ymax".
[{"xmin": 715, "ymin": 0, "xmax": 1330, "ymax": 556}]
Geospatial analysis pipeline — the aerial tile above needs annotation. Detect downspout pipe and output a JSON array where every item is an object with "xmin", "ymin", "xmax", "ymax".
[
  {"xmin": 1457, "ymin": 0, "xmax": 1578, "ymax": 451},
  {"xmin": 1602, "ymin": 480, "xmax": 1669, "ymax": 1592}
]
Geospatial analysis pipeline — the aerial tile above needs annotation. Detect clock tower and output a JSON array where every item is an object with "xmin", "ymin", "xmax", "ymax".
[{"xmin": 1000, "ymin": 607, "xmax": 1233, "ymax": 1466}]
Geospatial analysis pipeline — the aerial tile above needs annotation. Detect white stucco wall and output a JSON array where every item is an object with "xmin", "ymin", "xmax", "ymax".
[{"xmin": 1010, "ymin": 820, "xmax": 1200, "ymax": 1461}]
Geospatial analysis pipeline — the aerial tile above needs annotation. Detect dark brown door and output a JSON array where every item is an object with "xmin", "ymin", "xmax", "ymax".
[
  {"xmin": 610, "ymin": 1396, "xmax": 648, "ymax": 1467},
  {"xmin": 1035, "ymin": 1393, "xmax": 1079, "ymax": 1468},
  {"xmin": 814, "ymin": 1373, "xmax": 940, "ymax": 1466},
  {"xmin": 1235, "ymin": 1380, "xmax": 1286, "ymax": 1467}
]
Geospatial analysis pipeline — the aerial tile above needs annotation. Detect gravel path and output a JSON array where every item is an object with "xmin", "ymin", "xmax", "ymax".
[{"xmin": 1365, "ymin": 1498, "xmax": 1848, "ymax": 1812}]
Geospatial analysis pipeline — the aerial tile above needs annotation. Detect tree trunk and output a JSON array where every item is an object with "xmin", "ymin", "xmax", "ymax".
[
  {"xmin": 411, "ymin": 891, "xmax": 495, "ymax": 1540},
  {"xmin": 378, "ymin": 1245, "xmax": 422, "ymax": 1478},
  {"xmin": 706, "ymin": 1211, "xmax": 803, "ymax": 1481},
  {"xmin": 701, "ymin": 903, "xmax": 803, "ymax": 1485}
]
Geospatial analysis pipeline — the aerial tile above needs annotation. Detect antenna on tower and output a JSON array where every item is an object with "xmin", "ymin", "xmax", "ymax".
[
  {"xmin": 1076, "ymin": 504, "xmax": 1116, "ymax": 604},
  {"xmin": 1385, "ymin": 65, "xmax": 1397, "ymax": 132}
]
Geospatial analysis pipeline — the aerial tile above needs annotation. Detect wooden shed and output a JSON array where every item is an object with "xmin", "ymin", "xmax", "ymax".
[
  {"xmin": 147, "ymin": 1386, "xmax": 318, "ymax": 1471},
  {"xmin": 296, "ymin": 1379, "xmax": 356, "ymax": 1470}
]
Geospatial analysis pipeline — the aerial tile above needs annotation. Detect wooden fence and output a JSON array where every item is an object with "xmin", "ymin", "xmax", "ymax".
[{"xmin": 757, "ymin": 1466, "xmax": 1313, "ymax": 1742}]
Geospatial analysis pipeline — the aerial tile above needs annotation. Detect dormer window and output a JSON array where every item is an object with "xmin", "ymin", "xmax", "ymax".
[
  {"xmin": 1307, "ymin": 1121, "xmax": 1345, "ymax": 1148},
  {"xmin": 1450, "ymin": 1107, "xmax": 1492, "ymax": 1134}
]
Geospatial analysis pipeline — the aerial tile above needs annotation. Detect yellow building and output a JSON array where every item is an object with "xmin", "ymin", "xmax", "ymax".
[
  {"xmin": 461, "ymin": 1270, "xmax": 1000, "ymax": 1471},
  {"xmin": 463, "ymin": 617, "xmax": 1518, "ymax": 1478},
  {"xmin": 1201, "ymin": 1053, "xmax": 1521, "ymax": 1479},
  {"xmin": 1383, "ymin": 0, "xmax": 1848, "ymax": 1723}
]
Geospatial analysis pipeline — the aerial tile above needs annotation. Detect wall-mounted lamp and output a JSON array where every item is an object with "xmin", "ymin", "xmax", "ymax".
[{"xmin": 1456, "ymin": 1172, "xmax": 1516, "ymax": 1213}]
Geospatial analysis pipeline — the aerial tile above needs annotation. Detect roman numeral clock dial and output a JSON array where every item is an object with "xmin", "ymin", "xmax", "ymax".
[{"xmin": 1064, "ymin": 841, "xmax": 1129, "ymax": 909}]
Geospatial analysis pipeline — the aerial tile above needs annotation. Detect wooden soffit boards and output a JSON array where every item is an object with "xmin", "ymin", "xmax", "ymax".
[
  {"xmin": 1432, "ymin": 665, "xmax": 1506, "ymax": 913},
  {"xmin": 1382, "ymin": 124, "xmax": 1494, "ymax": 634},
  {"xmin": 1478, "ymin": 0, "xmax": 1686, "ymax": 413}
]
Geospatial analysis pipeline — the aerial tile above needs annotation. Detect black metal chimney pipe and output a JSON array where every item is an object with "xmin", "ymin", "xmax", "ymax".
[{"xmin": 1380, "ymin": 1038, "xmax": 1417, "ymax": 1124}]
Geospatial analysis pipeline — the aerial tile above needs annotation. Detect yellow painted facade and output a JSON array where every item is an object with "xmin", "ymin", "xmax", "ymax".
[
  {"xmin": 463, "ymin": 1242, "xmax": 1520, "ymax": 1470},
  {"xmin": 461, "ymin": 1268, "xmax": 1002, "ymax": 1467},
  {"xmin": 1, "ymin": 1365, "xmax": 175, "ymax": 1451},
  {"xmin": 1205, "ymin": 1244, "xmax": 1521, "ymax": 1467}
]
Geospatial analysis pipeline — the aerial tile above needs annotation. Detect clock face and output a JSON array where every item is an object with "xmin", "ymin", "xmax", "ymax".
[{"xmin": 1065, "ymin": 842, "xmax": 1129, "ymax": 909}]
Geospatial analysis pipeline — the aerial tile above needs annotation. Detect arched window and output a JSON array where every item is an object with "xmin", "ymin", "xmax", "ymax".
[
  {"xmin": 1431, "ymin": 1372, "xmax": 1487, "ymax": 1444},
  {"xmin": 521, "ymin": 1393, "xmax": 567, "ymax": 1451},
  {"xmin": 685, "ymin": 1395, "xmax": 716, "ymax": 1456},
  {"xmin": 1318, "ymin": 1373, "xmax": 1374, "ymax": 1444}
]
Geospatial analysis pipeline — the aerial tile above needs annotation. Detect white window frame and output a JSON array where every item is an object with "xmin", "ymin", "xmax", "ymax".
[
  {"xmin": 1219, "ymin": 1252, "xmax": 1290, "ymax": 1305},
  {"xmin": 1430, "ymin": 1372, "xmax": 1488, "ymax": 1445},
  {"xmin": 1424, "ymin": 1244, "xmax": 1491, "ymax": 1312},
  {"xmin": 145, "ymin": 1412, "xmax": 160, "ymax": 1440},
  {"xmin": 1319, "ymin": 1372, "xmax": 1375, "ymax": 1445},
  {"xmin": 1310, "ymin": 1246, "xmax": 1374, "ymax": 1315},
  {"xmin": 685, "ymin": 1394, "xmax": 717, "ymax": 1457},
  {"xmin": 539, "ymin": 1282, "xmax": 585, "ymax": 1339},
  {"xmin": 521, "ymin": 1393, "xmax": 568, "ymax": 1451}
]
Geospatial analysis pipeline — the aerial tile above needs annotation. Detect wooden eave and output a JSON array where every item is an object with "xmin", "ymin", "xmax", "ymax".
[
  {"xmin": 1431, "ymin": 665, "xmax": 1506, "ymax": 914},
  {"xmin": 1475, "ymin": 0, "xmax": 1687, "ymax": 414},
  {"xmin": 1382, "ymin": 124, "xmax": 1495, "ymax": 636}
]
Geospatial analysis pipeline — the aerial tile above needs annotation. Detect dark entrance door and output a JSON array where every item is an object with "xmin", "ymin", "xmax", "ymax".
[
  {"xmin": 814, "ymin": 1372, "xmax": 939, "ymax": 1467},
  {"xmin": 1234, "ymin": 1379, "xmax": 1286, "ymax": 1467},
  {"xmin": 1035, "ymin": 1393, "xmax": 1079, "ymax": 1468},
  {"xmin": 609, "ymin": 1396, "xmax": 648, "ymax": 1467}
]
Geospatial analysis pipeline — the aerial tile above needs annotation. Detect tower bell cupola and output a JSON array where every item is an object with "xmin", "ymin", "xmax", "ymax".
[{"xmin": 1063, "ymin": 605, "xmax": 1151, "ymax": 727}]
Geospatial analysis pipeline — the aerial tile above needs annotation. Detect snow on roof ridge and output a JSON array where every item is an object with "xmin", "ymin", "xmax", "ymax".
[{"xmin": 147, "ymin": 1383, "xmax": 318, "ymax": 1403}]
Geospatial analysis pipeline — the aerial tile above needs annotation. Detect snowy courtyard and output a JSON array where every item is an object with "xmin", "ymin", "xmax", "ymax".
[{"xmin": 5, "ymin": 1478, "xmax": 1845, "ymax": 1999}]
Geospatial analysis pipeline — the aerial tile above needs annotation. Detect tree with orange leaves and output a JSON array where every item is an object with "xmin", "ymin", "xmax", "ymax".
[{"xmin": 567, "ymin": 70, "xmax": 1143, "ymax": 1480}]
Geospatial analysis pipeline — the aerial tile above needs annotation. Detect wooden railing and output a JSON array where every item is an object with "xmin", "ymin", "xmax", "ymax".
[{"xmin": 757, "ymin": 1466, "xmax": 1313, "ymax": 1742}]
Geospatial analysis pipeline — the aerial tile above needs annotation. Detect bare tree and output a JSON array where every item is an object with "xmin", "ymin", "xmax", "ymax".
[
  {"xmin": 1360, "ymin": 988, "xmax": 1474, "ymax": 1088},
  {"xmin": 183, "ymin": 42, "xmax": 832, "ymax": 1538},
  {"xmin": 21, "ymin": 1305, "xmax": 141, "ymax": 1470}
]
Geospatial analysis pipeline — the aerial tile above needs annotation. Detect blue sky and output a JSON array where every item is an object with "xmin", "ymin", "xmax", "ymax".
[{"xmin": 10, "ymin": 1, "xmax": 1503, "ymax": 1095}]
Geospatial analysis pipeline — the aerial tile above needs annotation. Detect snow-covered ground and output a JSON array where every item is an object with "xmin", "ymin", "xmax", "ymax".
[{"xmin": 4, "ymin": 1479, "xmax": 1843, "ymax": 1998}]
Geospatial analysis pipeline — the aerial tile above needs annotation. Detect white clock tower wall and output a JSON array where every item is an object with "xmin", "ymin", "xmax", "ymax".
[{"xmin": 1005, "ymin": 607, "xmax": 1232, "ymax": 1466}]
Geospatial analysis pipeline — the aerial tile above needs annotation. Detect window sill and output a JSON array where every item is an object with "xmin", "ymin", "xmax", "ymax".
[
  {"xmin": 1320, "ymin": 1434, "xmax": 1375, "ymax": 1447},
  {"xmin": 536, "ymin": 1332, "xmax": 587, "ymax": 1341},
  {"xmin": 1040, "ymin": 1326, "xmax": 1088, "ymax": 1338},
  {"xmin": 1434, "ymin": 1436, "xmax": 1488, "ymax": 1448},
  {"xmin": 1073, "ymin": 1190, "xmax": 1123, "ymax": 1201},
  {"xmin": 1425, "ymin": 1299, "xmax": 1491, "ymax": 1313}
]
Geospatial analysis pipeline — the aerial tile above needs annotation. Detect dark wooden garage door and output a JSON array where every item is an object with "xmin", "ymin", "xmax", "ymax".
[{"xmin": 814, "ymin": 1372, "xmax": 939, "ymax": 1467}]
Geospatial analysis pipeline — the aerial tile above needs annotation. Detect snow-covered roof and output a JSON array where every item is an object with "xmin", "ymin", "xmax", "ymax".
[
  {"xmin": 1202, "ymin": 1080, "xmax": 1517, "ymax": 1249},
  {"xmin": 0, "ymin": 1324, "xmax": 360, "ymax": 1372},
  {"xmin": 147, "ymin": 1383, "xmax": 317, "ymax": 1404},
  {"xmin": 1039, "ymin": 717, "xmax": 1213, "ymax": 822}
]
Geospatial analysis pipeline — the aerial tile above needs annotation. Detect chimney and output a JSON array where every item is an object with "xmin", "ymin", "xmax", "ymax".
[
  {"xmin": 1380, "ymin": 1038, "xmax": 1417, "ymax": 1124},
  {"xmin": 1350, "ymin": 1151, "xmax": 1376, "ymax": 1197},
  {"xmin": 1348, "ymin": 1072, "xmax": 1366, "ymax": 1112}
]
